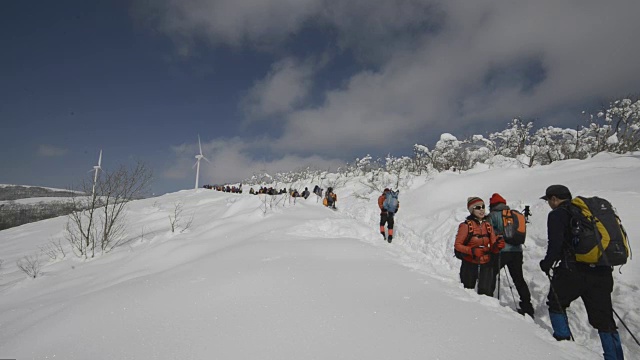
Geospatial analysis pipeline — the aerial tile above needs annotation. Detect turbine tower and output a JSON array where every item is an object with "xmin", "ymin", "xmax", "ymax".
[
  {"xmin": 193, "ymin": 135, "xmax": 210, "ymax": 189},
  {"xmin": 91, "ymin": 149, "xmax": 102, "ymax": 196}
]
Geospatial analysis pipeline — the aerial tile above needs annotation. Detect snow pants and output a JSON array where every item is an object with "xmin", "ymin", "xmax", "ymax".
[
  {"xmin": 460, "ymin": 259, "xmax": 495, "ymax": 297},
  {"xmin": 492, "ymin": 251, "xmax": 532, "ymax": 304},
  {"xmin": 547, "ymin": 266, "xmax": 617, "ymax": 332}
]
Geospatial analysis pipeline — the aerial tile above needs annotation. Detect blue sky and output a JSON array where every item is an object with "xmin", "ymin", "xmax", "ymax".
[{"xmin": 2, "ymin": 0, "xmax": 639, "ymax": 195}]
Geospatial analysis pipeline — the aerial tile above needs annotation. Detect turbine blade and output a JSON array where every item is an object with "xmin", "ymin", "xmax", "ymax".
[
  {"xmin": 98, "ymin": 150, "xmax": 102, "ymax": 167},
  {"xmin": 198, "ymin": 135, "xmax": 203, "ymax": 156},
  {"xmin": 202, "ymin": 156, "xmax": 211, "ymax": 163},
  {"xmin": 193, "ymin": 160, "xmax": 199, "ymax": 169}
]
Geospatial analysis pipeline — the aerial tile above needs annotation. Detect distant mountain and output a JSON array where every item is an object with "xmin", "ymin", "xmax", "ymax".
[
  {"xmin": 0, "ymin": 184, "xmax": 83, "ymax": 201},
  {"xmin": 0, "ymin": 185, "xmax": 85, "ymax": 230}
]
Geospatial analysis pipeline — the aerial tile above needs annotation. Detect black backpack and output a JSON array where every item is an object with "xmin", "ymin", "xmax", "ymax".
[{"xmin": 567, "ymin": 196, "xmax": 630, "ymax": 266}]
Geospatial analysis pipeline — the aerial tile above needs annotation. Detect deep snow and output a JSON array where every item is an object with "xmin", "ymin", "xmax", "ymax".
[{"xmin": 1, "ymin": 152, "xmax": 639, "ymax": 359}]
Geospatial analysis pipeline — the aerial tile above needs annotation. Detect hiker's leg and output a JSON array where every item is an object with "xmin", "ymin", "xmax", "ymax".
[
  {"xmin": 477, "ymin": 262, "xmax": 495, "ymax": 296},
  {"xmin": 546, "ymin": 268, "xmax": 582, "ymax": 340},
  {"xmin": 506, "ymin": 252, "xmax": 532, "ymax": 305},
  {"xmin": 598, "ymin": 331, "xmax": 624, "ymax": 360},
  {"xmin": 460, "ymin": 261, "xmax": 478, "ymax": 289},
  {"xmin": 583, "ymin": 271, "xmax": 617, "ymax": 333},
  {"xmin": 379, "ymin": 212, "xmax": 388, "ymax": 237}
]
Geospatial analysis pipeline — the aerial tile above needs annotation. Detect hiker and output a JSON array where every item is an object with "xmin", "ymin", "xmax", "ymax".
[
  {"xmin": 539, "ymin": 185, "xmax": 624, "ymax": 359},
  {"xmin": 378, "ymin": 188, "xmax": 399, "ymax": 243},
  {"xmin": 523, "ymin": 205, "xmax": 532, "ymax": 223},
  {"xmin": 488, "ymin": 193, "xmax": 534, "ymax": 317},
  {"xmin": 313, "ymin": 185, "xmax": 323, "ymax": 197},
  {"xmin": 324, "ymin": 187, "xmax": 337, "ymax": 209},
  {"xmin": 454, "ymin": 197, "xmax": 505, "ymax": 296},
  {"xmin": 301, "ymin": 187, "xmax": 310, "ymax": 199}
]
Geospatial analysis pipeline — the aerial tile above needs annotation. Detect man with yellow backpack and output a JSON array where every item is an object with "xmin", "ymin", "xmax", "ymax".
[{"xmin": 539, "ymin": 184, "xmax": 628, "ymax": 359}]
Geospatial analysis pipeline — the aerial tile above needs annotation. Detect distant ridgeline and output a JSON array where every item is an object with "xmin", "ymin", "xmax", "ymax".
[
  {"xmin": 0, "ymin": 185, "xmax": 85, "ymax": 230},
  {"xmin": 0, "ymin": 185, "xmax": 78, "ymax": 201}
]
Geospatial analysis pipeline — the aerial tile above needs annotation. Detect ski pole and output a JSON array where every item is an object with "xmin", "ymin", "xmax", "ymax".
[
  {"xmin": 503, "ymin": 267, "xmax": 517, "ymax": 308},
  {"xmin": 613, "ymin": 308, "xmax": 640, "ymax": 347},
  {"xmin": 547, "ymin": 273, "xmax": 574, "ymax": 341},
  {"xmin": 497, "ymin": 253, "xmax": 501, "ymax": 300}
]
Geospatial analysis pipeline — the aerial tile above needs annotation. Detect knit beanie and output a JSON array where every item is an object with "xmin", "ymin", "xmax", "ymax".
[
  {"xmin": 489, "ymin": 193, "xmax": 506, "ymax": 207},
  {"xmin": 467, "ymin": 197, "xmax": 484, "ymax": 213}
]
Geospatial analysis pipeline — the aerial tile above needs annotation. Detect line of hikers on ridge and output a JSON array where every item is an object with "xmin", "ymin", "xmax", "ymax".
[
  {"xmin": 203, "ymin": 184, "xmax": 243, "ymax": 193},
  {"xmin": 204, "ymin": 183, "xmax": 339, "ymax": 209},
  {"xmin": 239, "ymin": 185, "xmax": 339, "ymax": 209},
  {"xmin": 454, "ymin": 186, "xmax": 628, "ymax": 360}
]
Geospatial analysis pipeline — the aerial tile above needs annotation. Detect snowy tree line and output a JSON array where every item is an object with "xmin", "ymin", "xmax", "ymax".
[
  {"xmin": 240, "ymin": 97, "xmax": 639, "ymax": 191},
  {"xmin": 0, "ymin": 200, "xmax": 81, "ymax": 231},
  {"xmin": 408, "ymin": 97, "xmax": 640, "ymax": 172}
]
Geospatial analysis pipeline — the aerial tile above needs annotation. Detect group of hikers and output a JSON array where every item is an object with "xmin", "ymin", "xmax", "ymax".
[
  {"xmin": 239, "ymin": 184, "xmax": 339, "ymax": 209},
  {"xmin": 248, "ymin": 187, "xmax": 288, "ymax": 195},
  {"xmin": 453, "ymin": 185, "xmax": 628, "ymax": 359},
  {"xmin": 203, "ymin": 184, "xmax": 242, "ymax": 193}
]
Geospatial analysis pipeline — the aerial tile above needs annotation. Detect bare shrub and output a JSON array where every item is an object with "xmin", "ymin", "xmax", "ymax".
[
  {"xmin": 168, "ymin": 202, "xmax": 194, "ymax": 233},
  {"xmin": 39, "ymin": 239, "xmax": 66, "ymax": 261},
  {"xmin": 17, "ymin": 255, "xmax": 42, "ymax": 279},
  {"xmin": 65, "ymin": 161, "xmax": 152, "ymax": 258}
]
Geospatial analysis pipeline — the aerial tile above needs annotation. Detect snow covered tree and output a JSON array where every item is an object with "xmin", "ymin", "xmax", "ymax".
[
  {"xmin": 461, "ymin": 134, "xmax": 494, "ymax": 170},
  {"xmin": 592, "ymin": 98, "xmax": 640, "ymax": 153},
  {"xmin": 431, "ymin": 133, "xmax": 465, "ymax": 171},
  {"xmin": 489, "ymin": 118, "xmax": 534, "ymax": 158}
]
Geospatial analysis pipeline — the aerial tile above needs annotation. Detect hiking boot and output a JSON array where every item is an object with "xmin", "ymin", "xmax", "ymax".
[
  {"xmin": 387, "ymin": 235, "xmax": 393, "ymax": 243},
  {"xmin": 553, "ymin": 334, "xmax": 571, "ymax": 341},
  {"xmin": 517, "ymin": 301, "xmax": 535, "ymax": 318}
]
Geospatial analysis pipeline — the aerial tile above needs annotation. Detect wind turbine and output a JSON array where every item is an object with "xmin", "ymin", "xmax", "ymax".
[
  {"xmin": 91, "ymin": 149, "xmax": 102, "ymax": 197},
  {"xmin": 193, "ymin": 135, "xmax": 210, "ymax": 189}
]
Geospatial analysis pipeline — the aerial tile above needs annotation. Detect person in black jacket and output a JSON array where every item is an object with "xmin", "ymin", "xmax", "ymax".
[{"xmin": 539, "ymin": 185, "xmax": 624, "ymax": 359}]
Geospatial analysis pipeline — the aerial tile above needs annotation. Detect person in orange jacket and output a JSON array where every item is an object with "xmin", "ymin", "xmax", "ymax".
[
  {"xmin": 378, "ymin": 188, "xmax": 399, "ymax": 243},
  {"xmin": 454, "ymin": 197, "xmax": 505, "ymax": 296}
]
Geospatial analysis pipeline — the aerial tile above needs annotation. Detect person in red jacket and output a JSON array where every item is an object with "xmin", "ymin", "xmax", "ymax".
[
  {"xmin": 378, "ymin": 188, "xmax": 399, "ymax": 242},
  {"xmin": 454, "ymin": 197, "xmax": 505, "ymax": 296}
]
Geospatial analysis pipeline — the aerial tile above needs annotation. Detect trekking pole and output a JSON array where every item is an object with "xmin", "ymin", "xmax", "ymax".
[
  {"xmin": 547, "ymin": 273, "xmax": 574, "ymax": 341},
  {"xmin": 613, "ymin": 308, "xmax": 640, "ymax": 347},
  {"xmin": 496, "ymin": 253, "xmax": 501, "ymax": 300},
  {"xmin": 503, "ymin": 267, "xmax": 517, "ymax": 308}
]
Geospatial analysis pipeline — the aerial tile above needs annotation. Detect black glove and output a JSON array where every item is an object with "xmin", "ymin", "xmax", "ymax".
[{"xmin": 539, "ymin": 259, "xmax": 553, "ymax": 275}]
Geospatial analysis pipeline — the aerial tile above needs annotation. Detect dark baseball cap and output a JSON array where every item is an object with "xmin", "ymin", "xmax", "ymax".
[{"xmin": 540, "ymin": 184, "xmax": 572, "ymax": 200}]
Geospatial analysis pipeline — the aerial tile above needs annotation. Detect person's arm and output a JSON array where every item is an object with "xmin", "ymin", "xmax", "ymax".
[{"xmin": 540, "ymin": 208, "xmax": 569, "ymax": 273}]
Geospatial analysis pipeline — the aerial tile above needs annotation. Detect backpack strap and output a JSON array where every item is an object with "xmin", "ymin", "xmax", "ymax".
[{"xmin": 462, "ymin": 220, "xmax": 491, "ymax": 246}]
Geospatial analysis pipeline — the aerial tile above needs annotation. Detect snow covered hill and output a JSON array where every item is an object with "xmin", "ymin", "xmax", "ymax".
[{"xmin": 0, "ymin": 153, "xmax": 638, "ymax": 359}]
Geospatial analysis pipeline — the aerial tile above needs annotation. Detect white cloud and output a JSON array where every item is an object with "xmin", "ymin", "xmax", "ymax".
[
  {"xmin": 140, "ymin": 0, "xmax": 640, "ymax": 156},
  {"xmin": 163, "ymin": 137, "xmax": 344, "ymax": 186},
  {"xmin": 241, "ymin": 57, "xmax": 316, "ymax": 121},
  {"xmin": 137, "ymin": 0, "xmax": 322, "ymax": 49},
  {"xmin": 37, "ymin": 145, "xmax": 68, "ymax": 157}
]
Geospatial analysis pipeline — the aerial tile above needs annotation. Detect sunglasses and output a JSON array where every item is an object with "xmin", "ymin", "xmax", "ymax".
[{"xmin": 473, "ymin": 205, "xmax": 486, "ymax": 210}]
